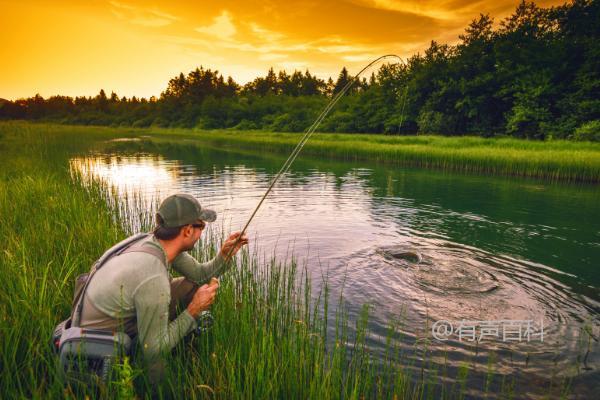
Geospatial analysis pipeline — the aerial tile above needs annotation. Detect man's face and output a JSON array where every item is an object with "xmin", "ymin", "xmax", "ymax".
[{"xmin": 182, "ymin": 220, "xmax": 205, "ymax": 252}]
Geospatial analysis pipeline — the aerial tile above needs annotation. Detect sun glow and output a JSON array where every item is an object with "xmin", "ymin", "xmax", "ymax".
[{"xmin": 1, "ymin": 0, "xmax": 566, "ymax": 100}]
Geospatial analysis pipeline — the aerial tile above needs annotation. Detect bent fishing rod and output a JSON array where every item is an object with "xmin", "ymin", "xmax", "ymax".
[{"xmin": 224, "ymin": 54, "xmax": 403, "ymax": 260}]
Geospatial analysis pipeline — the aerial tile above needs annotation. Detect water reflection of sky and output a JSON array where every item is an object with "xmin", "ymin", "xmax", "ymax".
[
  {"xmin": 71, "ymin": 155, "xmax": 399, "ymax": 262},
  {"xmin": 70, "ymin": 152, "xmax": 600, "ymax": 398},
  {"xmin": 71, "ymin": 155, "xmax": 179, "ymax": 196}
]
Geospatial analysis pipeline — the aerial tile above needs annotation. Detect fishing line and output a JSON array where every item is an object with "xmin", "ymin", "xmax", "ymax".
[
  {"xmin": 397, "ymin": 83, "xmax": 409, "ymax": 132},
  {"xmin": 225, "ymin": 54, "xmax": 403, "ymax": 259}
]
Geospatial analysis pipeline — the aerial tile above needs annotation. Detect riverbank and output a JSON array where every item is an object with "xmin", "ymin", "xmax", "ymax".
[
  {"xmin": 188, "ymin": 130, "xmax": 600, "ymax": 183},
  {"xmin": 8, "ymin": 121, "xmax": 600, "ymax": 182}
]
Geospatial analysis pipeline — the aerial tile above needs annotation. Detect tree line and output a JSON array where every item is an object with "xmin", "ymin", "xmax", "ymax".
[{"xmin": 1, "ymin": 0, "xmax": 598, "ymax": 140}]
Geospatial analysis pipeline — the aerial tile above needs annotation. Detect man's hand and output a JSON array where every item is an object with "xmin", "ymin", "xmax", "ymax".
[
  {"xmin": 219, "ymin": 232, "xmax": 249, "ymax": 261},
  {"xmin": 186, "ymin": 278, "xmax": 219, "ymax": 318}
]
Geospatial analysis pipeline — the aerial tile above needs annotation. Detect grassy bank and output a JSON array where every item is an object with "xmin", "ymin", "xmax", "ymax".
[
  {"xmin": 0, "ymin": 121, "xmax": 576, "ymax": 398},
  {"xmin": 13, "ymin": 120, "xmax": 600, "ymax": 182},
  {"xmin": 176, "ymin": 130, "xmax": 600, "ymax": 183}
]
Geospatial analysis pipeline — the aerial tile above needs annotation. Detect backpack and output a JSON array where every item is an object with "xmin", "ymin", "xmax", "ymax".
[{"xmin": 52, "ymin": 232, "xmax": 165, "ymax": 386}]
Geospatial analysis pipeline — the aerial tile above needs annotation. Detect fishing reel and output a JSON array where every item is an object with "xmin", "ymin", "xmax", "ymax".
[{"xmin": 194, "ymin": 310, "xmax": 214, "ymax": 335}]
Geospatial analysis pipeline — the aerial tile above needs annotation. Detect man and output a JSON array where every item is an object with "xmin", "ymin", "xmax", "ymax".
[{"xmin": 78, "ymin": 193, "xmax": 248, "ymax": 380}]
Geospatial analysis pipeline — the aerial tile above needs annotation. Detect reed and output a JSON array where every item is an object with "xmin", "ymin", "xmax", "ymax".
[
  {"xmin": 7, "ymin": 120, "xmax": 599, "ymax": 182},
  {"xmin": 186, "ymin": 130, "xmax": 600, "ymax": 183}
]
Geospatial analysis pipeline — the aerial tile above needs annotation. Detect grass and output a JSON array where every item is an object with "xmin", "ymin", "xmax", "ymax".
[
  {"xmin": 0, "ymin": 120, "xmax": 582, "ymax": 398},
  {"xmin": 181, "ymin": 130, "xmax": 600, "ymax": 183},
  {"xmin": 6, "ymin": 121, "xmax": 600, "ymax": 182}
]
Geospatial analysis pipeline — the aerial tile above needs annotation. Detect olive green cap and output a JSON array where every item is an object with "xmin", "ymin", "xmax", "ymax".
[{"xmin": 157, "ymin": 194, "xmax": 217, "ymax": 228}]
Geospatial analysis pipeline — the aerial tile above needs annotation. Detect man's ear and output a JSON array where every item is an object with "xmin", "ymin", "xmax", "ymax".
[{"xmin": 181, "ymin": 225, "xmax": 193, "ymax": 238}]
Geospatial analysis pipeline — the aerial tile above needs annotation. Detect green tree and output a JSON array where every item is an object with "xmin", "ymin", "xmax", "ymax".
[{"xmin": 333, "ymin": 67, "xmax": 352, "ymax": 96}]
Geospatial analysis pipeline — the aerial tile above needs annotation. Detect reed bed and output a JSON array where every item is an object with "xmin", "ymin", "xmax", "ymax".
[
  {"xmin": 0, "ymin": 120, "xmax": 576, "ymax": 399},
  {"xmin": 188, "ymin": 131, "xmax": 600, "ymax": 183},
  {"xmin": 5, "ymin": 121, "xmax": 600, "ymax": 182}
]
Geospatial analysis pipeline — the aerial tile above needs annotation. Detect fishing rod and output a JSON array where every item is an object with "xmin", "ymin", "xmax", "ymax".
[{"xmin": 224, "ymin": 54, "xmax": 403, "ymax": 260}]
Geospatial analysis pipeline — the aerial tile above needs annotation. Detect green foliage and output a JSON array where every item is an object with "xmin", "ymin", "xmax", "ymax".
[
  {"xmin": 505, "ymin": 75, "xmax": 553, "ymax": 139},
  {"xmin": 573, "ymin": 120, "xmax": 600, "ymax": 141},
  {"xmin": 417, "ymin": 110, "xmax": 446, "ymax": 135},
  {"xmin": 110, "ymin": 357, "xmax": 140, "ymax": 399}
]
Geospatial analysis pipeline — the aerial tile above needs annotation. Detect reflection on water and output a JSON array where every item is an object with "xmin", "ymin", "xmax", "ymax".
[
  {"xmin": 70, "ymin": 146, "xmax": 600, "ymax": 398},
  {"xmin": 73, "ymin": 154, "xmax": 180, "ymax": 193}
]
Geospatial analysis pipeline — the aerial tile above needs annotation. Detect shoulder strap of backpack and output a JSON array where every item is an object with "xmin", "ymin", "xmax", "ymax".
[
  {"xmin": 71, "ymin": 232, "xmax": 159, "ymax": 327},
  {"xmin": 120, "ymin": 241, "xmax": 166, "ymax": 266},
  {"xmin": 96, "ymin": 232, "xmax": 150, "ymax": 270}
]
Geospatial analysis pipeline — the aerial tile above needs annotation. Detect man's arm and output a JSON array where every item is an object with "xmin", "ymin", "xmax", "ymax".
[
  {"xmin": 171, "ymin": 232, "xmax": 248, "ymax": 284},
  {"xmin": 171, "ymin": 251, "xmax": 226, "ymax": 284},
  {"xmin": 133, "ymin": 274, "xmax": 197, "ymax": 380}
]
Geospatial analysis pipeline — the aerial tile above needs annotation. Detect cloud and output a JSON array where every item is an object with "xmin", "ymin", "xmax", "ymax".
[
  {"xmin": 113, "ymin": 0, "xmax": 568, "ymax": 85},
  {"xmin": 195, "ymin": 10, "xmax": 237, "ymax": 40},
  {"xmin": 164, "ymin": 29, "xmax": 402, "ymax": 77},
  {"xmin": 277, "ymin": 61, "xmax": 309, "ymax": 71},
  {"xmin": 350, "ymin": 0, "xmax": 488, "ymax": 20},
  {"xmin": 259, "ymin": 53, "xmax": 288, "ymax": 61},
  {"xmin": 109, "ymin": 0, "xmax": 178, "ymax": 27},
  {"xmin": 226, "ymin": 41, "xmax": 309, "ymax": 54},
  {"xmin": 315, "ymin": 43, "xmax": 373, "ymax": 54},
  {"xmin": 249, "ymin": 22, "xmax": 285, "ymax": 42},
  {"xmin": 341, "ymin": 53, "xmax": 381, "ymax": 62}
]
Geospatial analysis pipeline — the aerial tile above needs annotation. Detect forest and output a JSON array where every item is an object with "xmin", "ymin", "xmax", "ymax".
[{"xmin": 1, "ymin": 0, "xmax": 598, "ymax": 141}]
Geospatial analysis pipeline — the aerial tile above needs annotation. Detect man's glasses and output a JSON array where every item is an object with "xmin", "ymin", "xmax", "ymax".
[{"xmin": 191, "ymin": 221, "xmax": 206, "ymax": 230}]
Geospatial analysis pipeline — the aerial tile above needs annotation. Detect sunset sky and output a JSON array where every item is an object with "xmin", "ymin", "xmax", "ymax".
[{"xmin": 1, "ymin": 0, "xmax": 566, "ymax": 101}]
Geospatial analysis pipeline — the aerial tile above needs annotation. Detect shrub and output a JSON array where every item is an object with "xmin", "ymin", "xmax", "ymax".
[
  {"xmin": 132, "ymin": 118, "xmax": 152, "ymax": 128},
  {"xmin": 573, "ymin": 120, "xmax": 600, "ymax": 142},
  {"xmin": 417, "ymin": 110, "xmax": 445, "ymax": 134},
  {"xmin": 233, "ymin": 119, "xmax": 259, "ymax": 130}
]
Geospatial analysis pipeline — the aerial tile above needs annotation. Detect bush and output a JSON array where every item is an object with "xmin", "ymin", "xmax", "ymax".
[
  {"xmin": 269, "ymin": 108, "xmax": 315, "ymax": 132},
  {"xmin": 573, "ymin": 120, "xmax": 600, "ymax": 142},
  {"xmin": 233, "ymin": 119, "xmax": 259, "ymax": 130},
  {"xmin": 132, "ymin": 118, "xmax": 152, "ymax": 128},
  {"xmin": 385, "ymin": 114, "xmax": 417, "ymax": 134},
  {"xmin": 321, "ymin": 111, "xmax": 357, "ymax": 132},
  {"xmin": 151, "ymin": 117, "xmax": 168, "ymax": 127},
  {"xmin": 505, "ymin": 95, "xmax": 551, "ymax": 140},
  {"xmin": 417, "ymin": 110, "xmax": 445, "ymax": 134}
]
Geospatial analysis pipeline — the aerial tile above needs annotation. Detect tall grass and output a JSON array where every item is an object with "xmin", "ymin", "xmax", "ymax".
[
  {"xmin": 6, "ymin": 121, "xmax": 600, "ymax": 182},
  {"xmin": 185, "ymin": 130, "xmax": 600, "ymax": 183},
  {"xmin": 0, "ymin": 121, "xmax": 578, "ymax": 398}
]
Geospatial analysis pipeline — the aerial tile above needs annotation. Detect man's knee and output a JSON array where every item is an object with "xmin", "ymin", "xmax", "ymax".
[{"xmin": 169, "ymin": 277, "xmax": 199, "ymax": 320}]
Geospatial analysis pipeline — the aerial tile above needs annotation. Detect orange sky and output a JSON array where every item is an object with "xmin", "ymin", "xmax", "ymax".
[{"xmin": 1, "ymin": 0, "xmax": 567, "ymax": 100}]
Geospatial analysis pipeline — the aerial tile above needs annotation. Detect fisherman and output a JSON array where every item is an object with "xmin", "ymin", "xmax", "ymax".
[{"xmin": 77, "ymin": 193, "xmax": 248, "ymax": 381}]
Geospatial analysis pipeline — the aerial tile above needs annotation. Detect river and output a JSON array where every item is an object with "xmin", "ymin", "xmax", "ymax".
[{"xmin": 71, "ymin": 138, "xmax": 600, "ymax": 398}]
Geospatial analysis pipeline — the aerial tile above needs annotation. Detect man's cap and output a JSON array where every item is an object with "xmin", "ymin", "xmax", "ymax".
[{"xmin": 157, "ymin": 194, "xmax": 217, "ymax": 228}]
